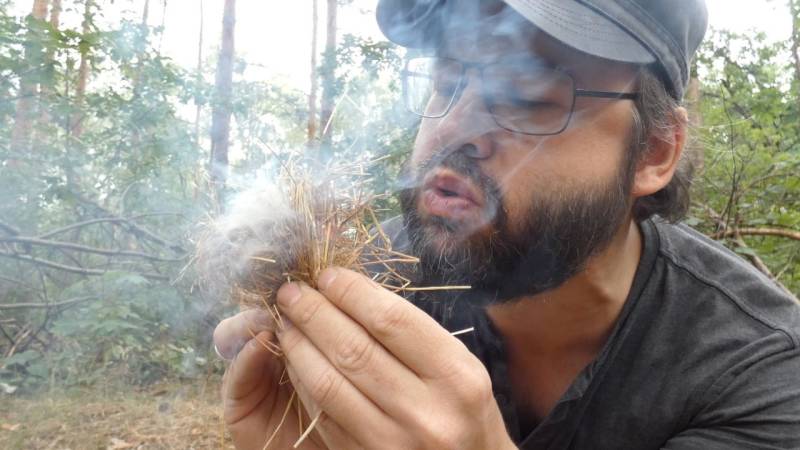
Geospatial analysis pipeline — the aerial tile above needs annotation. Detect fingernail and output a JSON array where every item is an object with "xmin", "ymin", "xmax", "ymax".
[
  {"xmin": 277, "ymin": 282, "xmax": 301, "ymax": 308},
  {"xmin": 318, "ymin": 268, "xmax": 338, "ymax": 291},
  {"xmin": 215, "ymin": 339, "xmax": 244, "ymax": 360},
  {"xmin": 214, "ymin": 344, "xmax": 228, "ymax": 360}
]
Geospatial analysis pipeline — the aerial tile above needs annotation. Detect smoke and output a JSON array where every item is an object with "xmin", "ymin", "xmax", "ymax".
[{"xmin": 194, "ymin": 181, "xmax": 300, "ymax": 304}]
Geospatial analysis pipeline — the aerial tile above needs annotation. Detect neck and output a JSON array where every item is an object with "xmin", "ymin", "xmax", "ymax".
[{"xmin": 486, "ymin": 218, "xmax": 643, "ymax": 355}]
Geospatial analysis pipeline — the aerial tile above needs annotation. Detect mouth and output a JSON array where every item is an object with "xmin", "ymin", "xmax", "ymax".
[{"xmin": 419, "ymin": 169, "xmax": 484, "ymax": 222}]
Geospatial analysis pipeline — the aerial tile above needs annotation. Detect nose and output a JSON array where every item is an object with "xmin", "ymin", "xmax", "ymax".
[{"xmin": 434, "ymin": 72, "xmax": 497, "ymax": 160}]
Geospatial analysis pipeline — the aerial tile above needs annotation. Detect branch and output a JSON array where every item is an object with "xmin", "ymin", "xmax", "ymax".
[
  {"xmin": 68, "ymin": 191, "xmax": 187, "ymax": 253},
  {"xmin": 712, "ymin": 227, "xmax": 800, "ymax": 241},
  {"xmin": 0, "ymin": 251, "xmax": 169, "ymax": 281},
  {"xmin": 37, "ymin": 217, "xmax": 129, "ymax": 238},
  {"xmin": 0, "ymin": 220, "xmax": 20, "ymax": 236},
  {"xmin": 0, "ymin": 236, "xmax": 186, "ymax": 262},
  {"xmin": 0, "ymin": 295, "xmax": 98, "ymax": 310}
]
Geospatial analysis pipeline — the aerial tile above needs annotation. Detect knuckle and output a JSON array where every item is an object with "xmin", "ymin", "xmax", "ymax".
[
  {"xmin": 458, "ymin": 367, "xmax": 494, "ymax": 407},
  {"xmin": 439, "ymin": 357, "xmax": 493, "ymax": 406},
  {"xmin": 293, "ymin": 295, "xmax": 323, "ymax": 326},
  {"xmin": 432, "ymin": 434, "xmax": 463, "ymax": 450},
  {"xmin": 328, "ymin": 272, "xmax": 361, "ymax": 306},
  {"xmin": 372, "ymin": 300, "xmax": 412, "ymax": 338},
  {"xmin": 309, "ymin": 368, "xmax": 343, "ymax": 408},
  {"xmin": 418, "ymin": 419, "xmax": 464, "ymax": 450},
  {"xmin": 334, "ymin": 331, "xmax": 374, "ymax": 374}
]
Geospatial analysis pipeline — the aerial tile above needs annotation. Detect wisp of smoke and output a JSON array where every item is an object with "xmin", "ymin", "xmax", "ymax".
[{"xmin": 194, "ymin": 160, "xmax": 419, "ymax": 313}]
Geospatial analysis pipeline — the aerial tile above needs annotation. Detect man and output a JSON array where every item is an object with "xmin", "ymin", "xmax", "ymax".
[{"xmin": 213, "ymin": 0, "xmax": 800, "ymax": 448}]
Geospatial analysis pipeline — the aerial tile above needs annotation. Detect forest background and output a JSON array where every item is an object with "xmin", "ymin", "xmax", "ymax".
[{"xmin": 0, "ymin": 0, "xmax": 799, "ymax": 447}]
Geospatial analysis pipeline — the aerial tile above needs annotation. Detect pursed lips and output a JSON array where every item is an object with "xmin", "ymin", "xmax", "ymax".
[{"xmin": 420, "ymin": 169, "xmax": 484, "ymax": 221}]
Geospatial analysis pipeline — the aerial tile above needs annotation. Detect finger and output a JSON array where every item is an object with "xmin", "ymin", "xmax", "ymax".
[
  {"xmin": 315, "ymin": 267, "xmax": 475, "ymax": 380},
  {"xmin": 285, "ymin": 364, "xmax": 364, "ymax": 450},
  {"xmin": 222, "ymin": 330, "xmax": 282, "ymax": 423},
  {"xmin": 277, "ymin": 324, "xmax": 409, "ymax": 449},
  {"xmin": 213, "ymin": 308, "xmax": 276, "ymax": 359},
  {"xmin": 276, "ymin": 282, "xmax": 426, "ymax": 420}
]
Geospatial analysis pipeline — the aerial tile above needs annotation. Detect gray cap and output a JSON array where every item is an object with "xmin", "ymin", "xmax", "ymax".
[{"xmin": 376, "ymin": 0, "xmax": 708, "ymax": 100}]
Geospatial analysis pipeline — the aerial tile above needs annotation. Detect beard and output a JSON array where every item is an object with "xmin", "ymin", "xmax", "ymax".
[{"xmin": 398, "ymin": 147, "xmax": 635, "ymax": 305}]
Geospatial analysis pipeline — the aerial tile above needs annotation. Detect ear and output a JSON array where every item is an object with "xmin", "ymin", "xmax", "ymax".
[{"xmin": 631, "ymin": 107, "xmax": 688, "ymax": 198}]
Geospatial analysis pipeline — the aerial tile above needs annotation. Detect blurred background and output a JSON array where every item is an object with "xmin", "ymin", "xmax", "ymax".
[{"xmin": 0, "ymin": 0, "xmax": 798, "ymax": 447}]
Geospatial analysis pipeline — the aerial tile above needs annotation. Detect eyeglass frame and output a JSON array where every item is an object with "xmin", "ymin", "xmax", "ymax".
[{"xmin": 400, "ymin": 56, "xmax": 640, "ymax": 136}]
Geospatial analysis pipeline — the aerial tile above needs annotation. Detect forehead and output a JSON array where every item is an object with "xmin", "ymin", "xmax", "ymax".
[{"xmin": 438, "ymin": 3, "xmax": 639, "ymax": 84}]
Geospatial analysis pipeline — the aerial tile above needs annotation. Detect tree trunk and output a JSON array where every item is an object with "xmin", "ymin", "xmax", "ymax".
[
  {"xmin": 131, "ymin": 0, "xmax": 150, "ymax": 99},
  {"xmin": 307, "ymin": 0, "xmax": 319, "ymax": 147},
  {"xmin": 157, "ymin": 0, "xmax": 168, "ymax": 54},
  {"xmin": 790, "ymin": 0, "xmax": 800, "ymax": 106},
  {"xmin": 10, "ymin": 0, "xmax": 50, "ymax": 153},
  {"xmin": 686, "ymin": 59, "xmax": 704, "ymax": 173},
  {"xmin": 209, "ymin": 0, "xmax": 236, "ymax": 209},
  {"xmin": 194, "ymin": 0, "xmax": 204, "ymax": 147},
  {"xmin": 35, "ymin": 0, "xmax": 61, "ymax": 133},
  {"xmin": 319, "ymin": 0, "xmax": 337, "ymax": 151},
  {"xmin": 71, "ymin": 0, "xmax": 92, "ymax": 138},
  {"xmin": 141, "ymin": 0, "xmax": 150, "ymax": 25}
]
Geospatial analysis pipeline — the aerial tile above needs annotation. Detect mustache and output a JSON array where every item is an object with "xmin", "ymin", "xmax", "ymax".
[
  {"xmin": 401, "ymin": 144, "xmax": 494, "ymax": 195},
  {"xmin": 399, "ymin": 145, "xmax": 506, "ymax": 244}
]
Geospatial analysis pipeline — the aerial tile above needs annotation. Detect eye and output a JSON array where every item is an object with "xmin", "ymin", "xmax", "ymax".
[
  {"xmin": 432, "ymin": 71, "xmax": 460, "ymax": 97},
  {"xmin": 506, "ymin": 97, "xmax": 558, "ymax": 109}
]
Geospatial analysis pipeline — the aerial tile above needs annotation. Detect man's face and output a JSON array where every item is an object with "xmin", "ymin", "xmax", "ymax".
[{"xmin": 399, "ymin": 7, "xmax": 641, "ymax": 303}]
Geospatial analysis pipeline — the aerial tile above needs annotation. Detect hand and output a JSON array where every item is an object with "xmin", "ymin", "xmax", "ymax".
[
  {"xmin": 213, "ymin": 309, "xmax": 326, "ymax": 450},
  {"xmin": 274, "ymin": 267, "xmax": 515, "ymax": 450}
]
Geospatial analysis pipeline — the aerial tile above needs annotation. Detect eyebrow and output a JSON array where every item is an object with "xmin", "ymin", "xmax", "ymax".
[{"xmin": 433, "ymin": 49, "xmax": 561, "ymax": 71}]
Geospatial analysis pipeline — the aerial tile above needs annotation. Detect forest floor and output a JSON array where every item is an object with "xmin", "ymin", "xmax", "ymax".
[{"xmin": 0, "ymin": 377, "xmax": 235, "ymax": 449}]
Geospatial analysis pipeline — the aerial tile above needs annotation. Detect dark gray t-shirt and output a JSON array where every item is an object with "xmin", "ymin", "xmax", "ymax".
[{"xmin": 388, "ymin": 217, "xmax": 800, "ymax": 449}]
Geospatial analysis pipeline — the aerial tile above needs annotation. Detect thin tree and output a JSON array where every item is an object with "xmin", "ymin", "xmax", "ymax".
[
  {"xmin": 790, "ymin": 0, "xmax": 800, "ymax": 101},
  {"xmin": 307, "ymin": 0, "xmax": 319, "ymax": 147},
  {"xmin": 158, "ymin": 0, "xmax": 168, "ymax": 54},
  {"xmin": 132, "ymin": 0, "xmax": 150, "ymax": 98},
  {"xmin": 194, "ymin": 0, "xmax": 204, "ymax": 147},
  {"xmin": 10, "ymin": 0, "xmax": 50, "ymax": 153},
  {"xmin": 35, "ymin": 0, "xmax": 61, "ymax": 134},
  {"xmin": 319, "ymin": 0, "xmax": 338, "ymax": 150},
  {"xmin": 72, "ymin": 0, "xmax": 93, "ymax": 138},
  {"xmin": 686, "ymin": 59, "xmax": 704, "ymax": 172},
  {"xmin": 209, "ymin": 0, "xmax": 236, "ymax": 208}
]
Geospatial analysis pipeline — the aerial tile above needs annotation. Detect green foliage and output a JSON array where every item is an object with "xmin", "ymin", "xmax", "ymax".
[
  {"xmin": 3, "ymin": 0, "xmax": 796, "ymax": 397},
  {"xmin": 690, "ymin": 28, "xmax": 800, "ymax": 294},
  {"xmin": 0, "ymin": 1, "xmax": 220, "ymax": 392},
  {"xmin": 316, "ymin": 33, "xmax": 416, "ymax": 215},
  {"xmin": 0, "ymin": 0, "xmax": 413, "ymax": 393}
]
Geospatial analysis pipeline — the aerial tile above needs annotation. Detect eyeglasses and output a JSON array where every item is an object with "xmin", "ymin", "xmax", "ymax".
[{"xmin": 401, "ymin": 56, "xmax": 639, "ymax": 136}]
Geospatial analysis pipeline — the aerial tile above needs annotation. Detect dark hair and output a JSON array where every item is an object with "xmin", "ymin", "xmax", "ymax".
[{"xmin": 628, "ymin": 67, "xmax": 695, "ymax": 223}]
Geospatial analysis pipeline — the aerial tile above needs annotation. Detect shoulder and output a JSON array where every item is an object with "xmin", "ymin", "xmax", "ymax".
[
  {"xmin": 578, "ymin": 219, "xmax": 800, "ymax": 446},
  {"xmin": 648, "ymin": 218, "xmax": 800, "ymax": 347}
]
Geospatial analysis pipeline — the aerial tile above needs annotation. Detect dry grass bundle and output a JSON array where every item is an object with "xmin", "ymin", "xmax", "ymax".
[
  {"xmin": 194, "ymin": 159, "xmax": 430, "ymax": 448},
  {"xmin": 195, "ymin": 159, "xmax": 420, "ymax": 313}
]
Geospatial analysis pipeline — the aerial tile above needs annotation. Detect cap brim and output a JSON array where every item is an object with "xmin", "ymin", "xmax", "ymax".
[{"xmin": 503, "ymin": 0, "xmax": 655, "ymax": 64}]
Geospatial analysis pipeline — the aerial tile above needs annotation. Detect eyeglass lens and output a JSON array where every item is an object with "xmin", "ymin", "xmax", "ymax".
[{"xmin": 402, "ymin": 57, "xmax": 576, "ymax": 135}]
